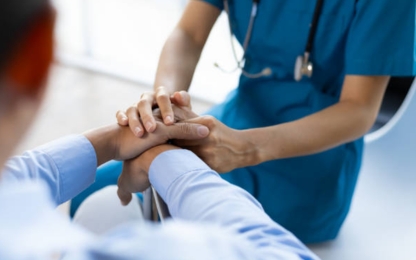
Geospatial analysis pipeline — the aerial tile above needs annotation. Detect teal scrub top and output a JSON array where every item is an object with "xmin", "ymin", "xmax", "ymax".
[{"xmin": 200, "ymin": 0, "xmax": 416, "ymax": 243}]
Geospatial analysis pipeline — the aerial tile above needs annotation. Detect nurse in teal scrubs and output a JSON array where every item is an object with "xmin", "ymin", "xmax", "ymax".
[{"xmin": 72, "ymin": 0, "xmax": 416, "ymax": 243}]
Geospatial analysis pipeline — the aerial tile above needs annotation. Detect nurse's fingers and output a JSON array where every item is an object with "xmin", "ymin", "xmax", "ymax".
[
  {"xmin": 171, "ymin": 91, "xmax": 192, "ymax": 109},
  {"xmin": 116, "ymin": 110, "xmax": 129, "ymax": 126},
  {"xmin": 126, "ymin": 105, "xmax": 144, "ymax": 137},
  {"xmin": 165, "ymin": 123, "xmax": 210, "ymax": 140},
  {"xmin": 138, "ymin": 92, "xmax": 157, "ymax": 133},
  {"xmin": 155, "ymin": 86, "xmax": 174, "ymax": 125}
]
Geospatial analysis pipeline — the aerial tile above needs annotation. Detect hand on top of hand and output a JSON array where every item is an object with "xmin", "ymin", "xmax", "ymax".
[
  {"xmin": 114, "ymin": 118, "xmax": 208, "ymax": 162},
  {"xmin": 115, "ymin": 90, "xmax": 258, "ymax": 174},
  {"xmin": 116, "ymin": 87, "xmax": 195, "ymax": 137}
]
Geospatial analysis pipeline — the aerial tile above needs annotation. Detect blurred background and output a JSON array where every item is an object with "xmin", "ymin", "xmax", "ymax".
[
  {"xmin": 14, "ymin": 1, "xmax": 416, "ymax": 260},
  {"xmin": 17, "ymin": 0, "xmax": 243, "ymax": 153},
  {"xmin": 53, "ymin": 0, "xmax": 241, "ymax": 103}
]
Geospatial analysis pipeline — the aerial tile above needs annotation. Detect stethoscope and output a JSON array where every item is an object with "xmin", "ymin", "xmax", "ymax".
[{"xmin": 215, "ymin": 0, "xmax": 324, "ymax": 81}]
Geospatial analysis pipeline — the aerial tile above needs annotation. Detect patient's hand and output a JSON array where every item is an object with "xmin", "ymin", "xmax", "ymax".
[
  {"xmin": 84, "ymin": 120, "xmax": 208, "ymax": 166},
  {"xmin": 117, "ymin": 145, "xmax": 180, "ymax": 205},
  {"xmin": 114, "ymin": 119, "xmax": 207, "ymax": 161}
]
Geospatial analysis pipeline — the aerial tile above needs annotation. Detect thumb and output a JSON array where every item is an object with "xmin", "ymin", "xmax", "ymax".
[
  {"xmin": 166, "ymin": 123, "xmax": 209, "ymax": 140},
  {"xmin": 117, "ymin": 173, "xmax": 133, "ymax": 206},
  {"xmin": 117, "ymin": 187, "xmax": 132, "ymax": 206}
]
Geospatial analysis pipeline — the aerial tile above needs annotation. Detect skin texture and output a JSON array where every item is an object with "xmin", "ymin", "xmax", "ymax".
[
  {"xmin": 117, "ymin": 1, "xmax": 390, "ymax": 173},
  {"xmin": 83, "ymin": 121, "xmax": 209, "ymax": 167}
]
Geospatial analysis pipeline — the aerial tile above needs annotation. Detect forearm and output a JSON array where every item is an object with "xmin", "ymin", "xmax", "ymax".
[
  {"xmin": 149, "ymin": 150, "xmax": 317, "ymax": 259},
  {"xmin": 247, "ymin": 75, "xmax": 389, "ymax": 163},
  {"xmin": 154, "ymin": 28, "xmax": 203, "ymax": 93},
  {"xmin": 153, "ymin": 0, "xmax": 220, "ymax": 93},
  {"xmin": 244, "ymin": 101, "xmax": 379, "ymax": 163}
]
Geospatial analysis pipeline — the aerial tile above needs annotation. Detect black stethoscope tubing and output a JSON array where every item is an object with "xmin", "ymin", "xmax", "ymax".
[
  {"xmin": 216, "ymin": 0, "xmax": 324, "ymax": 80},
  {"xmin": 306, "ymin": 0, "xmax": 324, "ymax": 54}
]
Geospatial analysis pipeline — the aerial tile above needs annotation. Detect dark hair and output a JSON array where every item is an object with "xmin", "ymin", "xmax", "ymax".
[{"xmin": 0, "ymin": 0, "xmax": 49, "ymax": 71}]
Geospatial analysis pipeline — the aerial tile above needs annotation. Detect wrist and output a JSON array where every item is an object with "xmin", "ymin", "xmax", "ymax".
[
  {"xmin": 141, "ymin": 145, "xmax": 181, "ymax": 172},
  {"xmin": 84, "ymin": 124, "xmax": 119, "ymax": 166},
  {"xmin": 236, "ymin": 129, "xmax": 263, "ymax": 167}
]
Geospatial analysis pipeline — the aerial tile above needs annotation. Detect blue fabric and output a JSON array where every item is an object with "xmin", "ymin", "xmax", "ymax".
[
  {"xmin": 208, "ymin": 88, "xmax": 363, "ymax": 243},
  {"xmin": 197, "ymin": 0, "xmax": 414, "ymax": 243},
  {"xmin": 344, "ymin": 0, "xmax": 416, "ymax": 75},
  {"xmin": 2, "ymin": 135, "xmax": 97, "ymax": 206},
  {"xmin": 0, "ymin": 137, "xmax": 319, "ymax": 260},
  {"xmin": 414, "ymin": 3, "xmax": 416, "ymax": 75},
  {"xmin": 73, "ymin": 0, "xmax": 415, "ymax": 243},
  {"xmin": 199, "ymin": 0, "xmax": 223, "ymax": 10}
]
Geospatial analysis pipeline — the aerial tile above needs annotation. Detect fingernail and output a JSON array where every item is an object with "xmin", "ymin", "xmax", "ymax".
[
  {"xmin": 122, "ymin": 116, "xmax": 128, "ymax": 122},
  {"xmin": 197, "ymin": 126, "xmax": 209, "ymax": 137},
  {"xmin": 165, "ymin": 116, "xmax": 173, "ymax": 124},
  {"xmin": 135, "ymin": 127, "xmax": 142, "ymax": 136},
  {"xmin": 145, "ymin": 121, "xmax": 153, "ymax": 131}
]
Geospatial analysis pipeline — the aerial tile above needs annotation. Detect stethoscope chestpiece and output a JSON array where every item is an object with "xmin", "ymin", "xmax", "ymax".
[{"xmin": 294, "ymin": 54, "xmax": 313, "ymax": 82}]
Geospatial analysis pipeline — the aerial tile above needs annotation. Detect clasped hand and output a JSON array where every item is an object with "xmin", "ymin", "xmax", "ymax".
[{"xmin": 116, "ymin": 89, "xmax": 259, "ymax": 205}]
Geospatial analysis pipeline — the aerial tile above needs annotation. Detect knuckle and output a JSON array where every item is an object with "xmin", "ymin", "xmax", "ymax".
[
  {"xmin": 141, "ymin": 91, "xmax": 154, "ymax": 98},
  {"xmin": 142, "ymin": 114, "xmax": 154, "ymax": 123},
  {"xmin": 203, "ymin": 115, "xmax": 216, "ymax": 128},
  {"xmin": 126, "ymin": 106, "xmax": 137, "ymax": 114},
  {"xmin": 140, "ymin": 92, "xmax": 155, "ymax": 103},
  {"xmin": 156, "ymin": 86, "xmax": 166, "ymax": 92},
  {"xmin": 156, "ymin": 93, "xmax": 170, "ymax": 103},
  {"xmin": 180, "ymin": 123, "xmax": 193, "ymax": 135},
  {"xmin": 138, "ymin": 99, "xmax": 150, "ymax": 110}
]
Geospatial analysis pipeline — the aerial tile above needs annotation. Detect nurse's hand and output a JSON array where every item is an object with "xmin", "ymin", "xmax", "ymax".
[
  {"xmin": 174, "ymin": 116, "xmax": 259, "ymax": 173},
  {"xmin": 116, "ymin": 89, "xmax": 192, "ymax": 137},
  {"xmin": 117, "ymin": 145, "xmax": 180, "ymax": 206}
]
